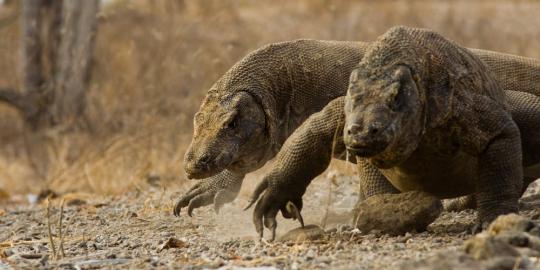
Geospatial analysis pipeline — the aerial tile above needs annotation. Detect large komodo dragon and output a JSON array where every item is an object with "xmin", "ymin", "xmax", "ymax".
[
  {"xmin": 174, "ymin": 36, "xmax": 540, "ymax": 217},
  {"xmin": 247, "ymin": 26, "xmax": 540, "ymax": 240}
]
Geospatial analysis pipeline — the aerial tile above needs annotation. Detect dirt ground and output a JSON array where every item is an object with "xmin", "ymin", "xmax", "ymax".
[{"xmin": 1, "ymin": 174, "xmax": 539, "ymax": 270}]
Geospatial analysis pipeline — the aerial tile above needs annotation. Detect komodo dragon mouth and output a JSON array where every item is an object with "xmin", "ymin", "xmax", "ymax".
[
  {"xmin": 347, "ymin": 143, "xmax": 388, "ymax": 157},
  {"xmin": 184, "ymin": 151, "xmax": 235, "ymax": 179},
  {"xmin": 345, "ymin": 123, "xmax": 393, "ymax": 157}
]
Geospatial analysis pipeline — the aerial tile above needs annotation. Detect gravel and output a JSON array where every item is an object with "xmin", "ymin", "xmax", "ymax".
[{"xmin": 1, "ymin": 173, "xmax": 539, "ymax": 269}]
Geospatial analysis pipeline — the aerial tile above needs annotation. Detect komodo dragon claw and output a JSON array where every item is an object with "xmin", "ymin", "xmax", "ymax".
[
  {"xmin": 285, "ymin": 201, "xmax": 305, "ymax": 228},
  {"xmin": 243, "ymin": 178, "xmax": 269, "ymax": 211},
  {"xmin": 247, "ymin": 178, "xmax": 304, "ymax": 241},
  {"xmin": 173, "ymin": 170, "xmax": 244, "ymax": 217}
]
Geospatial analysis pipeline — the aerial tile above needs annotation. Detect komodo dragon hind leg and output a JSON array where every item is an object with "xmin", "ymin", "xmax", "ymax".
[
  {"xmin": 445, "ymin": 177, "xmax": 537, "ymax": 212},
  {"xmin": 507, "ymin": 90, "xmax": 540, "ymax": 179}
]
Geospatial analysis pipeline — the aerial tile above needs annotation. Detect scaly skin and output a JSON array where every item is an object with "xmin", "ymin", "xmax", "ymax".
[
  {"xmin": 175, "ymin": 38, "xmax": 540, "ymax": 217},
  {"xmin": 248, "ymin": 27, "xmax": 540, "ymax": 240}
]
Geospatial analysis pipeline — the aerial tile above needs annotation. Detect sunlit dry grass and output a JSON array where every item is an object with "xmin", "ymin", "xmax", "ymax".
[{"xmin": 0, "ymin": 0, "xmax": 539, "ymax": 196}]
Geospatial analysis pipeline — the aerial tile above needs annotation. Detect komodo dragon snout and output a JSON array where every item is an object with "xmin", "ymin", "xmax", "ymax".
[
  {"xmin": 184, "ymin": 91, "xmax": 267, "ymax": 179},
  {"xmin": 344, "ymin": 65, "xmax": 424, "ymax": 168}
]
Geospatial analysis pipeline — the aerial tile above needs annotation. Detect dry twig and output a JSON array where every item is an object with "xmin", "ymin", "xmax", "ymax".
[
  {"xmin": 321, "ymin": 116, "xmax": 342, "ymax": 229},
  {"xmin": 46, "ymin": 198, "xmax": 57, "ymax": 260},
  {"xmin": 58, "ymin": 198, "xmax": 66, "ymax": 258}
]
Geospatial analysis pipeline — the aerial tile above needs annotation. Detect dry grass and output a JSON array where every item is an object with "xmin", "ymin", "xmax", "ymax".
[{"xmin": 0, "ymin": 0, "xmax": 539, "ymax": 196}]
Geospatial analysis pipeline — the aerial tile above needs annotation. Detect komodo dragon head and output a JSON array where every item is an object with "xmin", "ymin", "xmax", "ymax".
[
  {"xmin": 183, "ymin": 86, "xmax": 269, "ymax": 179},
  {"xmin": 344, "ymin": 65, "xmax": 424, "ymax": 168},
  {"xmin": 343, "ymin": 26, "xmax": 452, "ymax": 168}
]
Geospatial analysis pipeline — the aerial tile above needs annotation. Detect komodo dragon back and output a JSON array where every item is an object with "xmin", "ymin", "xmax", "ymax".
[{"xmin": 472, "ymin": 49, "xmax": 540, "ymax": 96}]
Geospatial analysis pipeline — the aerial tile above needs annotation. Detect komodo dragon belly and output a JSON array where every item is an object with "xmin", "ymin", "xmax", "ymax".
[{"xmin": 379, "ymin": 150, "xmax": 477, "ymax": 198}]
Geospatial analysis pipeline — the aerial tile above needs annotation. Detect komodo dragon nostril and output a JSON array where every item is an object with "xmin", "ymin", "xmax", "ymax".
[{"xmin": 347, "ymin": 124, "xmax": 361, "ymax": 136}]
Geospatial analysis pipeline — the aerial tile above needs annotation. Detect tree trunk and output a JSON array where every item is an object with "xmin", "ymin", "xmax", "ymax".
[
  {"xmin": 50, "ymin": 0, "xmax": 99, "ymax": 127},
  {"xmin": 0, "ymin": 0, "xmax": 99, "ymax": 130}
]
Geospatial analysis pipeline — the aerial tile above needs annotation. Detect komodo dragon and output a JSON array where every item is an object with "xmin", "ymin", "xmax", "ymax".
[
  {"xmin": 174, "ymin": 38, "xmax": 540, "ymax": 217},
  {"xmin": 246, "ymin": 26, "xmax": 540, "ymax": 240}
]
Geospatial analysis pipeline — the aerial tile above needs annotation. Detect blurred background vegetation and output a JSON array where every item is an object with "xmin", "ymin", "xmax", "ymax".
[{"xmin": 0, "ymin": 0, "xmax": 538, "ymax": 197}]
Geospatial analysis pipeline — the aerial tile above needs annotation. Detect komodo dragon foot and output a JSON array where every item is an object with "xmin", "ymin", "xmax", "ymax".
[
  {"xmin": 244, "ymin": 177, "xmax": 306, "ymax": 242},
  {"xmin": 173, "ymin": 170, "xmax": 244, "ymax": 217}
]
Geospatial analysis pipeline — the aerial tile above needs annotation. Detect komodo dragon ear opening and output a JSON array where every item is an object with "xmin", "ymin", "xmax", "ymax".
[
  {"xmin": 220, "ymin": 91, "xmax": 257, "ymax": 128},
  {"xmin": 226, "ymin": 89, "xmax": 279, "ymax": 159},
  {"xmin": 233, "ymin": 90, "xmax": 273, "ymax": 137}
]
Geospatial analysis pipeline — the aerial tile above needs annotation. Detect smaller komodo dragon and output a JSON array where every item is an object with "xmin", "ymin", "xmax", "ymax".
[
  {"xmin": 247, "ymin": 26, "xmax": 540, "ymax": 240},
  {"xmin": 174, "ymin": 40, "xmax": 366, "ymax": 216},
  {"xmin": 175, "ymin": 38, "xmax": 540, "ymax": 218}
]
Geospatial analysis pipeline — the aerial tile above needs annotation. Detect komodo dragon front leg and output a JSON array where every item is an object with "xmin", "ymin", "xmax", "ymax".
[
  {"xmin": 173, "ymin": 170, "xmax": 244, "ymax": 216},
  {"xmin": 245, "ymin": 97, "xmax": 397, "ymax": 240},
  {"xmin": 244, "ymin": 97, "xmax": 347, "ymax": 240}
]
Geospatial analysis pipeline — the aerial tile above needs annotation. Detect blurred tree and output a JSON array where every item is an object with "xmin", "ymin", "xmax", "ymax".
[{"xmin": 0, "ymin": 0, "xmax": 99, "ymax": 130}]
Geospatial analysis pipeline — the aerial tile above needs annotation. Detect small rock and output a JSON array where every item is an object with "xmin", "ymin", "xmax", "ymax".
[
  {"xmin": 317, "ymin": 256, "xmax": 331, "ymax": 264},
  {"xmin": 400, "ymin": 251, "xmax": 482, "ymax": 270},
  {"xmin": 305, "ymin": 249, "xmax": 316, "ymax": 260},
  {"xmin": 66, "ymin": 198, "xmax": 87, "ymax": 206},
  {"xmin": 3, "ymin": 249, "xmax": 14, "ymax": 257},
  {"xmin": 495, "ymin": 231, "xmax": 531, "ymax": 248},
  {"xmin": 20, "ymin": 253, "xmax": 43, "ymax": 259},
  {"xmin": 487, "ymin": 214, "xmax": 539, "ymax": 236},
  {"xmin": 160, "ymin": 232, "xmax": 174, "ymax": 238},
  {"xmin": 337, "ymin": 224, "xmax": 352, "ymax": 233},
  {"xmin": 483, "ymin": 256, "xmax": 528, "ymax": 270},
  {"xmin": 278, "ymin": 225, "xmax": 325, "ymax": 242},
  {"xmin": 464, "ymin": 233, "xmax": 520, "ymax": 260},
  {"xmin": 352, "ymin": 191, "xmax": 442, "ymax": 235},
  {"xmin": 158, "ymin": 237, "xmax": 188, "ymax": 252},
  {"xmin": 325, "ymin": 228, "xmax": 337, "ymax": 234}
]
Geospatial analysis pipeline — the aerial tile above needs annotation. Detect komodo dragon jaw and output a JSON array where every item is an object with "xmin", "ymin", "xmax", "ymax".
[{"xmin": 184, "ymin": 146, "xmax": 235, "ymax": 179}]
